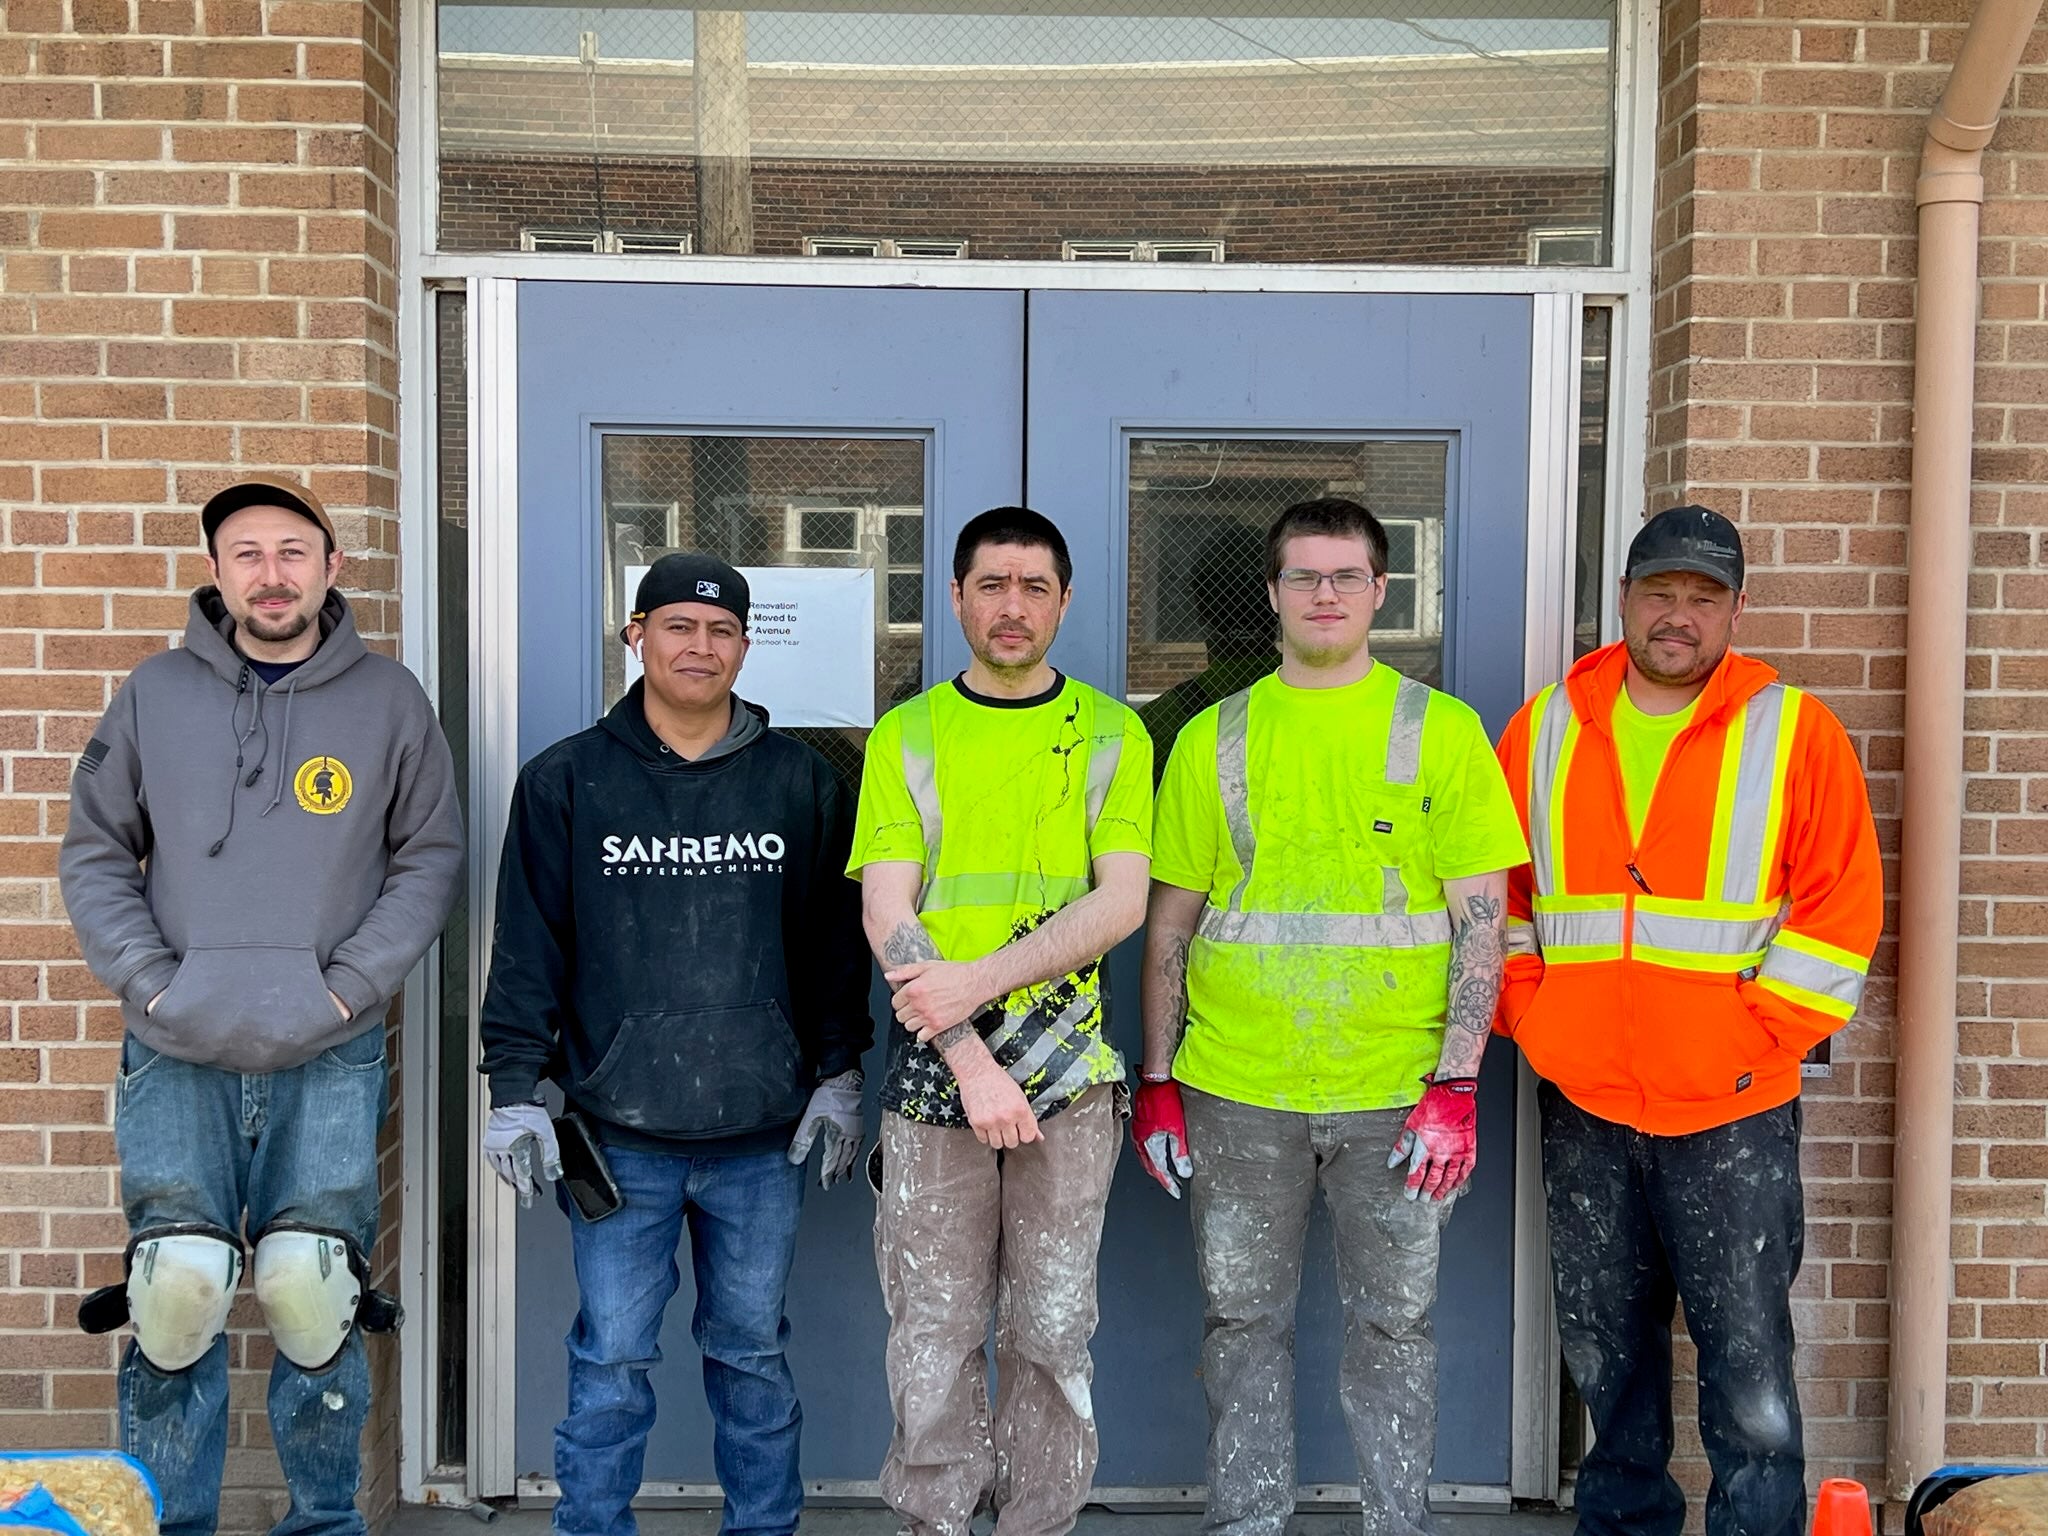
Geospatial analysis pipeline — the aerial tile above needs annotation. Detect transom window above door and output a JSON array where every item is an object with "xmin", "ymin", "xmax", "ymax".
[{"xmin": 436, "ymin": 0, "xmax": 1620, "ymax": 267}]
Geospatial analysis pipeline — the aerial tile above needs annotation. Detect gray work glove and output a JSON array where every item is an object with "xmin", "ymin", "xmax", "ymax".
[
  {"xmin": 483, "ymin": 1102, "xmax": 562, "ymax": 1208},
  {"xmin": 787, "ymin": 1069, "xmax": 864, "ymax": 1189}
]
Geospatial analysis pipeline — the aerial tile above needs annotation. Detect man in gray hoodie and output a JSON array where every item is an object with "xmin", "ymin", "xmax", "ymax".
[{"xmin": 59, "ymin": 477, "xmax": 464, "ymax": 1536}]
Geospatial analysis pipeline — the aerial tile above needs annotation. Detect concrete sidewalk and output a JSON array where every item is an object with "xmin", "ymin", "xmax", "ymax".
[{"xmin": 392, "ymin": 1503, "xmax": 1576, "ymax": 1536}]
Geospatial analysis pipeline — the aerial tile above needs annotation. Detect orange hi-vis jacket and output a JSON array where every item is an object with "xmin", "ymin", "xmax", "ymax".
[{"xmin": 1493, "ymin": 642, "xmax": 1883, "ymax": 1135}]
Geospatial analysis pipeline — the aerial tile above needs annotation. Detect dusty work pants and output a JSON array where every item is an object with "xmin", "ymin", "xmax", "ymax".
[
  {"xmin": 1540, "ymin": 1083, "xmax": 1805, "ymax": 1536},
  {"xmin": 872, "ymin": 1086, "xmax": 1119, "ymax": 1536},
  {"xmin": 1183, "ymin": 1088, "xmax": 1451, "ymax": 1536}
]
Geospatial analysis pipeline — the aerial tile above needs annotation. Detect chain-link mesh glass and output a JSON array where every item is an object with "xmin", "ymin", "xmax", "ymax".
[
  {"xmin": 1128, "ymin": 436, "xmax": 1447, "ymax": 765},
  {"xmin": 1574, "ymin": 304, "xmax": 1612, "ymax": 659},
  {"xmin": 431, "ymin": 288, "xmax": 469, "ymax": 1470},
  {"xmin": 600, "ymin": 432, "xmax": 926, "ymax": 786},
  {"xmin": 438, "ymin": 2, "xmax": 1616, "ymax": 265}
]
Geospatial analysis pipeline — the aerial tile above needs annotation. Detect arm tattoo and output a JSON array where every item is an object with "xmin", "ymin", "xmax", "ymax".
[
  {"xmin": 885, "ymin": 920, "xmax": 976, "ymax": 1054},
  {"xmin": 1445, "ymin": 893, "xmax": 1506, "ymax": 1037},
  {"xmin": 1436, "ymin": 891, "xmax": 1506, "ymax": 1079},
  {"xmin": 883, "ymin": 919, "xmax": 941, "ymax": 969},
  {"xmin": 1158, "ymin": 934, "xmax": 1192, "ymax": 1053}
]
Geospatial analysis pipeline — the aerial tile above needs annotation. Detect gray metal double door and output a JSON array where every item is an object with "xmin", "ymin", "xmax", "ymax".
[{"xmin": 510, "ymin": 281, "xmax": 1533, "ymax": 1493}]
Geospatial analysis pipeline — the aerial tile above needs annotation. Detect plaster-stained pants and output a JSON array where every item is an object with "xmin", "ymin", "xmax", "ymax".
[
  {"xmin": 1539, "ymin": 1084, "xmax": 1805, "ymax": 1536},
  {"xmin": 1183, "ymin": 1088, "xmax": 1450, "ymax": 1536},
  {"xmin": 872, "ymin": 1087, "xmax": 1118, "ymax": 1536}
]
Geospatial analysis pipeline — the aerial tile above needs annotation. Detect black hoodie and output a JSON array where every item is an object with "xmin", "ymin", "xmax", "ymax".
[{"xmin": 479, "ymin": 683, "xmax": 873, "ymax": 1154}]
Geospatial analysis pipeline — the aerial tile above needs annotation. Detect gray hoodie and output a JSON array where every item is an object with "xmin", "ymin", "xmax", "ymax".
[{"xmin": 59, "ymin": 588, "xmax": 465, "ymax": 1073}]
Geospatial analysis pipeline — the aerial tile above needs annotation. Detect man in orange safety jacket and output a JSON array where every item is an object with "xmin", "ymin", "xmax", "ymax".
[{"xmin": 1494, "ymin": 504, "xmax": 1881, "ymax": 1536}]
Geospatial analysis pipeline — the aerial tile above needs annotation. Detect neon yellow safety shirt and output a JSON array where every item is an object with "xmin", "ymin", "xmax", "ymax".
[
  {"xmin": 1151, "ymin": 664, "xmax": 1528, "ymax": 1113},
  {"xmin": 849, "ymin": 673, "xmax": 1154, "ymax": 1125},
  {"xmin": 1609, "ymin": 682, "xmax": 1699, "ymax": 843}
]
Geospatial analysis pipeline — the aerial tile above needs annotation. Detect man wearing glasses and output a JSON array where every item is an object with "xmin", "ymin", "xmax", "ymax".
[{"xmin": 1135, "ymin": 497, "xmax": 1527, "ymax": 1536}]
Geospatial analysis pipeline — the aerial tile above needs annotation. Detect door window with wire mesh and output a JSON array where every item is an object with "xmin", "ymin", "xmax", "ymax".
[
  {"xmin": 601, "ymin": 433, "xmax": 926, "ymax": 786},
  {"xmin": 1127, "ymin": 436, "xmax": 1449, "ymax": 765},
  {"xmin": 436, "ymin": 2, "xmax": 1619, "ymax": 267}
]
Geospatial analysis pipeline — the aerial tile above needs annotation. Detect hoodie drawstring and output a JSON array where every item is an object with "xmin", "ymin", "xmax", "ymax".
[
  {"xmin": 207, "ymin": 665, "xmax": 263, "ymax": 857},
  {"xmin": 261, "ymin": 681, "xmax": 296, "ymax": 817}
]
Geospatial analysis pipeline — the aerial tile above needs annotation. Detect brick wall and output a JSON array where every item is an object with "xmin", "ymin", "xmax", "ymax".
[
  {"xmin": 0, "ymin": 0, "xmax": 404, "ymax": 1525},
  {"xmin": 438, "ymin": 154, "xmax": 1613, "ymax": 267},
  {"xmin": 1648, "ymin": 0, "xmax": 2048, "ymax": 1522}
]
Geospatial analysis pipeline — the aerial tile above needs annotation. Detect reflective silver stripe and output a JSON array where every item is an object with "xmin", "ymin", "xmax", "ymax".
[
  {"xmin": 1528, "ymin": 685, "xmax": 1574, "ymax": 892},
  {"xmin": 1633, "ymin": 909, "xmax": 1780, "ymax": 957},
  {"xmin": 1721, "ymin": 683, "xmax": 1789, "ymax": 905},
  {"xmin": 900, "ymin": 693, "xmax": 942, "ymax": 907},
  {"xmin": 1382, "ymin": 866, "xmax": 1410, "ymax": 917},
  {"xmin": 1216, "ymin": 687, "xmax": 1256, "ymax": 911},
  {"xmin": 1385, "ymin": 675, "xmax": 1431, "ymax": 785},
  {"xmin": 1198, "ymin": 907, "xmax": 1453, "ymax": 949},
  {"xmin": 1533, "ymin": 908, "xmax": 1625, "ymax": 950},
  {"xmin": 1505, "ymin": 921, "xmax": 1541, "ymax": 956},
  {"xmin": 1761, "ymin": 942, "xmax": 1867, "ymax": 1008},
  {"xmin": 1085, "ymin": 696, "xmax": 1130, "ymax": 830}
]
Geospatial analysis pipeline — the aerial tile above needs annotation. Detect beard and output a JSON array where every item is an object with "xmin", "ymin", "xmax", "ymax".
[
  {"xmin": 241, "ymin": 606, "xmax": 315, "ymax": 643},
  {"xmin": 971, "ymin": 627, "xmax": 1048, "ymax": 676},
  {"xmin": 1626, "ymin": 628, "xmax": 1724, "ymax": 686},
  {"xmin": 1285, "ymin": 623, "xmax": 1367, "ymax": 670}
]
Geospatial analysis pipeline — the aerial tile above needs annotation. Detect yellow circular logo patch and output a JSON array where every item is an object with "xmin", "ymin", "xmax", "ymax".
[{"xmin": 293, "ymin": 756, "xmax": 353, "ymax": 815}]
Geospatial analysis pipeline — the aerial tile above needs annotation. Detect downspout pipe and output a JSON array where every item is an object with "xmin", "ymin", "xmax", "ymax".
[{"xmin": 1886, "ymin": 0, "xmax": 2043, "ymax": 1502}]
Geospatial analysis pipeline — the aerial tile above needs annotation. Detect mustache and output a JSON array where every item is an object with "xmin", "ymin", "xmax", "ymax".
[
  {"xmin": 249, "ymin": 585, "xmax": 301, "ymax": 603},
  {"xmin": 1648, "ymin": 627, "xmax": 1696, "ymax": 642}
]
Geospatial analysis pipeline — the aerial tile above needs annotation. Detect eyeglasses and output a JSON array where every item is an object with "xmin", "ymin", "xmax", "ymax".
[{"xmin": 1276, "ymin": 567, "xmax": 1380, "ymax": 594}]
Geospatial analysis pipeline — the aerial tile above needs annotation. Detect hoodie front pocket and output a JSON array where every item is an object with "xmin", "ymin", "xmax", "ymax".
[
  {"xmin": 147, "ymin": 944, "xmax": 338, "ymax": 1066},
  {"xmin": 578, "ymin": 1001, "xmax": 807, "ymax": 1138}
]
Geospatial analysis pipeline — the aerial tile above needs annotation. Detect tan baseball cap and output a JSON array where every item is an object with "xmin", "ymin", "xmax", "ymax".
[{"xmin": 199, "ymin": 476, "xmax": 338, "ymax": 550}]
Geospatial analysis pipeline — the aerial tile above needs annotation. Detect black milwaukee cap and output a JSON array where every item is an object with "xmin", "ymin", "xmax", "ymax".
[
  {"xmin": 621, "ymin": 552, "xmax": 750, "ymax": 640},
  {"xmin": 1624, "ymin": 504, "xmax": 1745, "ymax": 592}
]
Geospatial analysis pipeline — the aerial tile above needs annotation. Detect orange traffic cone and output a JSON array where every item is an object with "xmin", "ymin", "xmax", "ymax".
[{"xmin": 1812, "ymin": 1477, "xmax": 1874, "ymax": 1536}]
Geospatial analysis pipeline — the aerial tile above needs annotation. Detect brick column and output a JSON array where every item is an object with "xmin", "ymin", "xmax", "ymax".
[
  {"xmin": 0, "ymin": 0, "xmax": 404, "ymax": 1525},
  {"xmin": 1650, "ymin": 0, "xmax": 2048, "ymax": 1521}
]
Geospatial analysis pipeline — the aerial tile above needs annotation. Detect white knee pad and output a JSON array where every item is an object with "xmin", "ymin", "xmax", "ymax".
[
  {"xmin": 129, "ymin": 1228, "xmax": 243, "ymax": 1373},
  {"xmin": 252, "ymin": 1228, "xmax": 365, "ymax": 1372}
]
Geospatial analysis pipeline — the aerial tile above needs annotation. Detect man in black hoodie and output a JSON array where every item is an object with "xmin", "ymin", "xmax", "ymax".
[{"xmin": 480, "ymin": 553, "xmax": 873, "ymax": 1536}]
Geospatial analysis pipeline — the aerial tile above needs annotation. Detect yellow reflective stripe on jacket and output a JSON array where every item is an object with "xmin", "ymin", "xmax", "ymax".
[
  {"xmin": 1201, "ymin": 673, "xmax": 1446, "ymax": 950},
  {"xmin": 899, "ymin": 688, "xmax": 1131, "ymax": 916},
  {"xmin": 1758, "ymin": 928, "xmax": 1868, "ymax": 1018},
  {"xmin": 1529, "ymin": 682, "xmax": 1804, "ymax": 977}
]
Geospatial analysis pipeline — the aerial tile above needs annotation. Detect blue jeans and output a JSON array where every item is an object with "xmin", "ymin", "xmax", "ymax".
[
  {"xmin": 555, "ymin": 1141, "xmax": 806, "ymax": 1536},
  {"xmin": 113, "ymin": 1028, "xmax": 389, "ymax": 1536}
]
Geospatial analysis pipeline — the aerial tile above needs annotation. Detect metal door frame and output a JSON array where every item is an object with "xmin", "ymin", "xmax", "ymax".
[
  {"xmin": 394, "ymin": 0, "xmax": 1660, "ymax": 1491},
  {"xmin": 403, "ymin": 276, "xmax": 1589, "ymax": 1506}
]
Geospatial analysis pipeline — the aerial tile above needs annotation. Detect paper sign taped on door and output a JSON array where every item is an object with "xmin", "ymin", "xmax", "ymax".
[{"xmin": 624, "ymin": 563, "xmax": 877, "ymax": 729}]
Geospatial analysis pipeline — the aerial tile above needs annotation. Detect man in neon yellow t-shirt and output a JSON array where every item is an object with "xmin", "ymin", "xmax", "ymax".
[
  {"xmin": 1137, "ymin": 497, "xmax": 1527, "ymax": 1536},
  {"xmin": 849, "ymin": 506, "xmax": 1152, "ymax": 1536}
]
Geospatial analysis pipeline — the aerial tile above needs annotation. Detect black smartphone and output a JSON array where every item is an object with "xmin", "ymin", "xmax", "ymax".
[{"xmin": 553, "ymin": 1110, "xmax": 624, "ymax": 1222}]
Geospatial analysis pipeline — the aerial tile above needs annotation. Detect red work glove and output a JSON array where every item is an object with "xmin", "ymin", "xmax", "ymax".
[
  {"xmin": 1387, "ymin": 1075, "xmax": 1477, "ymax": 1203},
  {"xmin": 1131, "ymin": 1076, "xmax": 1194, "ymax": 1199}
]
